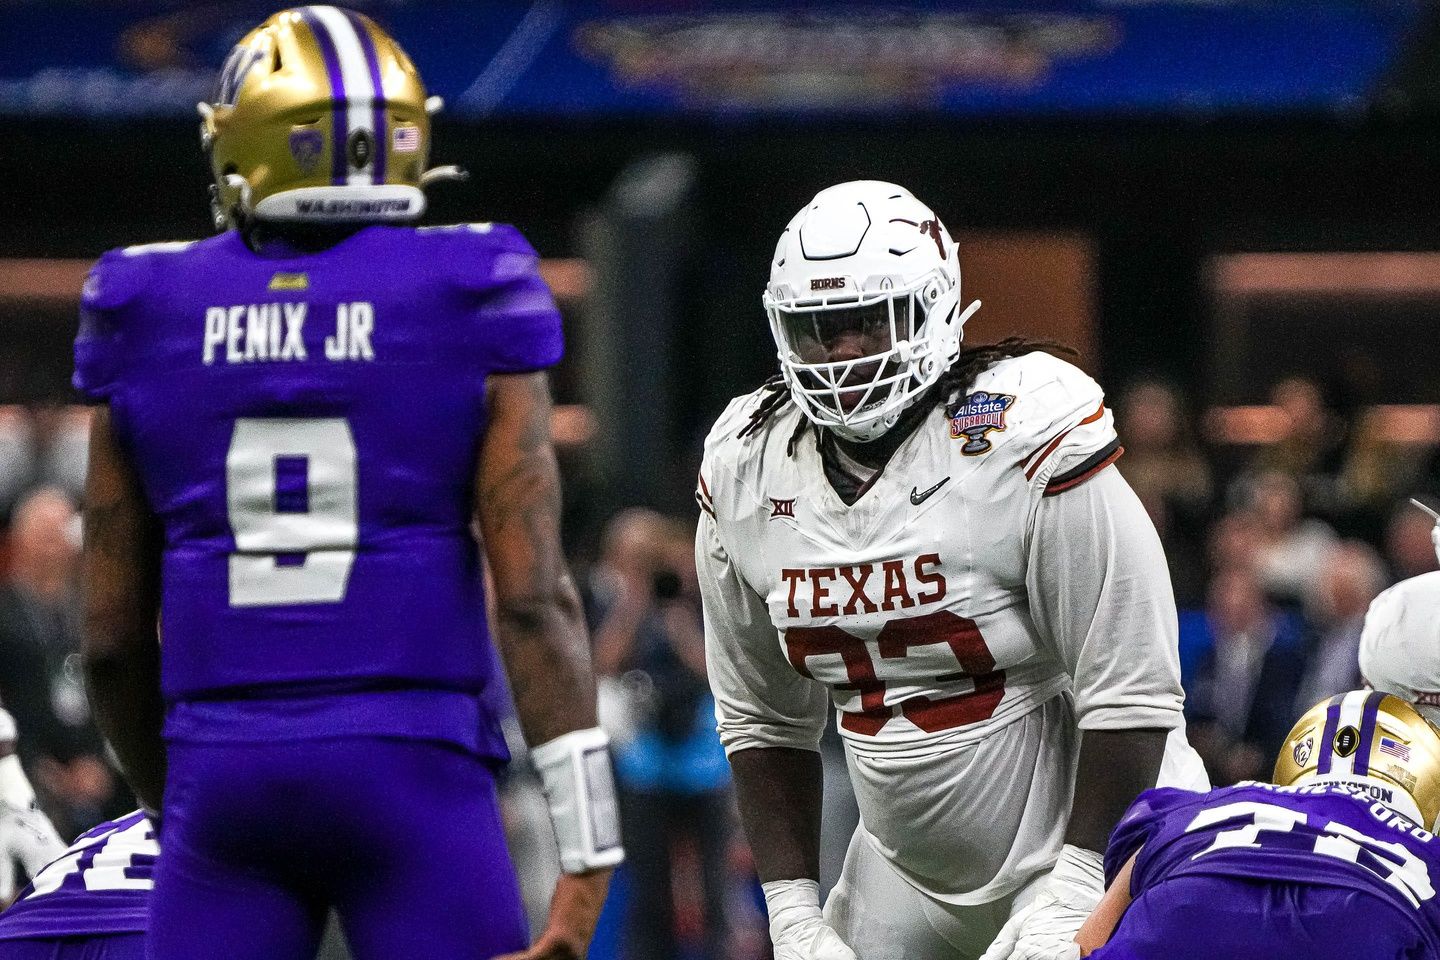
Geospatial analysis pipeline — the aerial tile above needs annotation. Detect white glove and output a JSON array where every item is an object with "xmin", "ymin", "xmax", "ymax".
[
  {"xmin": 980, "ymin": 845, "xmax": 1103, "ymax": 960},
  {"xmin": 764, "ymin": 879, "xmax": 860, "ymax": 960},
  {"xmin": 0, "ymin": 751, "xmax": 67, "ymax": 899},
  {"xmin": 1, "ymin": 801, "xmax": 65, "ymax": 878}
]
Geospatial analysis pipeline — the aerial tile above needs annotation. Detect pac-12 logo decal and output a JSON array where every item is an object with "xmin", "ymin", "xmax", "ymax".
[
  {"xmin": 289, "ymin": 129, "xmax": 324, "ymax": 175},
  {"xmin": 949, "ymin": 391, "xmax": 1015, "ymax": 455},
  {"xmin": 770, "ymin": 497, "xmax": 796, "ymax": 520},
  {"xmin": 1293, "ymin": 736, "xmax": 1313, "ymax": 767}
]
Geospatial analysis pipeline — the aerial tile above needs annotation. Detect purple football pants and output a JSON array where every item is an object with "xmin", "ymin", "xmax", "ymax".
[
  {"xmin": 0, "ymin": 935, "xmax": 144, "ymax": 960},
  {"xmin": 148, "ymin": 737, "xmax": 527, "ymax": 960},
  {"xmin": 1091, "ymin": 874, "xmax": 1426, "ymax": 960}
]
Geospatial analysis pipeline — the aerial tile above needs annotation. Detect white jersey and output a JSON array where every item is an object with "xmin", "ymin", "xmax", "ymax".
[{"xmin": 696, "ymin": 351, "xmax": 1205, "ymax": 905}]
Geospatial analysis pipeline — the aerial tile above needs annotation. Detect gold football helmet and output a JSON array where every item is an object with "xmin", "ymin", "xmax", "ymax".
[
  {"xmin": 1276, "ymin": 690, "xmax": 1440, "ymax": 830},
  {"xmin": 198, "ymin": 6, "xmax": 454, "ymax": 229}
]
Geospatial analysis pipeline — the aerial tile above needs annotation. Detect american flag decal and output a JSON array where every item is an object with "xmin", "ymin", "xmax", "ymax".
[
  {"xmin": 393, "ymin": 125, "xmax": 420, "ymax": 153},
  {"xmin": 1379, "ymin": 736, "xmax": 1412, "ymax": 762}
]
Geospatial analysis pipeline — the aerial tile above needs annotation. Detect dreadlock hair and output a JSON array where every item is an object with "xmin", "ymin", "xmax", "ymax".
[{"xmin": 735, "ymin": 337, "xmax": 1077, "ymax": 457}]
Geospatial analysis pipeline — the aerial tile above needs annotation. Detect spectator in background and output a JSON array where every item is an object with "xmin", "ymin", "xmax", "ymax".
[
  {"xmin": 0, "ymin": 487, "xmax": 123, "ymax": 838},
  {"xmin": 0, "ymin": 408, "xmax": 35, "ymax": 518},
  {"xmin": 1242, "ymin": 471, "xmax": 1337, "ymax": 609},
  {"xmin": 1115, "ymin": 380, "xmax": 1212, "ymax": 606},
  {"xmin": 1183, "ymin": 565, "xmax": 1308, "ymax": 786},
  {"xmin": 1115, "ymin": 379, "xmax": 1213, "ymax": 516},
  {"xmin": 587, "ymin": 510, "xmax": 732, "ymax": 960},
  {"xmin": 1294, "ymin": 541, "xmax": 1388, "ymax": 710},
  {"xmin": 1250, "ymin": 376, "xmax": 1347, "ymax": 484},
  {"xmin": 1385, "ymin": 499, "xmax": 1440, "ymax": 582}
]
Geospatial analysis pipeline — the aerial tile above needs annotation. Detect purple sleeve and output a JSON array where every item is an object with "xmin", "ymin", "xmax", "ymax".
[
  {"xmin": 73, "ymin": 250, "xmax": 132, "ymax": 402},
  {"xmin": 73, "ymin": 249, "xmax": 149, "ymax": 403},
  {"xmin": 455, "ymin": 225, "xmax": 563, "ymax": 374},
  {"xmin": 1104, "ymin": 787, "xmax": 1193, "ymax": 887}
]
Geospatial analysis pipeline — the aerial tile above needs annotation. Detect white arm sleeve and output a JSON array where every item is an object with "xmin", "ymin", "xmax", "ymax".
[
  {"xmin": 697, "ymin": 512, "xmax": 829, "ymax": 756},
  {"xmin": 1026, "ymin": 465, "xmax": 1185, "ymax": 731}
]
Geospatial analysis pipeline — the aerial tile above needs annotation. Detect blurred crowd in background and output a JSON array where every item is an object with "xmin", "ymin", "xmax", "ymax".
[{"xmin": 0, "ymin": 360, "xmax": 1435, "ymax": 958}]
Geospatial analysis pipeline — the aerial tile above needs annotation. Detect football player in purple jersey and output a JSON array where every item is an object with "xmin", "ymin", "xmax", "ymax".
[
  {"xmin": 1076, "ymin": 691, "xmax": 1440, "ymax": 959},
  {"xmin": 0, "ymin": 811, "xmax": 155, "ymax": 960},
  {"xmin": 74, "ymin": 8, "xmax": 620, "ymax": 959}
]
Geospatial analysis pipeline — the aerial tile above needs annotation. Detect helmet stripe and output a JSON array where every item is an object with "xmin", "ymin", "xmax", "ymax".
[
  {"xmin": 298, "ymin": 7, "xmax": 349, "ymax": 186},
  {"xmin": 343, "ymin": 9, "xmax": 387, "ymax": 185},
  {"xmin": 1354, "ymin": 690, "xmax": 1386, "ymax": 777},
  {"xmin": 308, "ymin": 6, "xmax": 380, "ymax": 187},
  {"xmin": 1317, "ymin": 696, "xmax": 1342, "ymax": 774}
]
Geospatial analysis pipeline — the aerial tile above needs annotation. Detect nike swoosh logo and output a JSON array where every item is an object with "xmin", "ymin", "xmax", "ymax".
[{"xmin": 910, "ymin": 477, "xmax": 950, "ymax": 505}]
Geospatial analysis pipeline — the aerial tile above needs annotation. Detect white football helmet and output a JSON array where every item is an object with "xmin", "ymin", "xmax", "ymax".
[
  {"xmin": 763, "ymin": 181, "xmax": 980, "ymax": 442},
  {"xmin": 1359, "ymin": 571, "xmax": 1440, "ymax": 726}
]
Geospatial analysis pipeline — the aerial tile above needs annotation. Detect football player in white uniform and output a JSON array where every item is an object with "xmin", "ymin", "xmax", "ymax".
[
  {"xmin": 0, "ymin": 707, "xmax": 66, "ymax": 903},
  {"xmin": 1359, "ymin": 501, "xmax": 1440, "ymax": 724},
  {"xmin": 695, "ymin": 181, "xmax": 1207, "ymax": 960}
]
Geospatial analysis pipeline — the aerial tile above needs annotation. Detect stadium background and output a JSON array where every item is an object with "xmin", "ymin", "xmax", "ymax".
[{"xmin": 2, "ymin": 1, "xmax": 1440, "ymax": 957}]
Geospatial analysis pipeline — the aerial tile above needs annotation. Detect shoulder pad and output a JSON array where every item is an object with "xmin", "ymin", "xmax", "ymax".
[
  {"xmin": 74, "ymin": 247, "xmax": 156, "ymax": 402},
  {"xmin": 83, "ymin": 247, "xmax": 153, "ymax": 313},
  {"xmin": 967, "ymin": 352, "xmax": 1118, "ymax": 492},
  {"xmin": 699, "ymin": 387, "xmax": 799, "ymax": 518},
  {"xmin": 970, "ymin": 351, "xmax": 1104, "ymax": 440},
  {"xmin": 429, "ymin": 223, "xmax": 562, "ymax": 374},
  {"xmin": 119, "ymin": 239, "xmax": 201, "ymax": 257},
  {"xmin": 416, "ymin": 222, "xmax": 539, "ymax": 293}
]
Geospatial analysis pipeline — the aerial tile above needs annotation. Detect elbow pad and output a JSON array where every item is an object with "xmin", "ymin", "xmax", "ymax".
[{"xmin": 531, "ymin": 727, "xmax": 625, "ymax": 873}]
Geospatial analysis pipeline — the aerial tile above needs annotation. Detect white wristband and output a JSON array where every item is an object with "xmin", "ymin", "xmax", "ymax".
[
  {"xmin": 762, "ymin": 878, "xmax": 823, "ymax": 945},
  {"xmin": 531, "ymin": 727, "xmax": 625, "ymax": 873}
]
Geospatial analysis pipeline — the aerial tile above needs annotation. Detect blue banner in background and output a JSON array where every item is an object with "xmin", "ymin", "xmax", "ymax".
[{"xmin": 0, "ymin": 1, "xmax": 1421, "ymax": 119}]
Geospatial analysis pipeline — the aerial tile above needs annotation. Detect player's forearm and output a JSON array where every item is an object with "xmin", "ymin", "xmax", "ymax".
[
  {"xmin": 479, "ymin": 373, "xmax": 599, "ymax": 744},
  {"xmin": 729, "ymin": 746, "xmax": 824, "ymax": 882},
  {"xmin": 494, "ymin": 584, "xmax": 599, "ymax": 744},
  {"xmin": 1064, "ymin": 728, "xmax": 1167, "ymax": 853}
]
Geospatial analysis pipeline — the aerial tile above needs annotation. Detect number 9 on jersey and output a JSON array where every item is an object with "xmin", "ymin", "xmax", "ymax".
[{"xmin": 225, "ymin": 417, "xmax": 358, "ymax": 607}]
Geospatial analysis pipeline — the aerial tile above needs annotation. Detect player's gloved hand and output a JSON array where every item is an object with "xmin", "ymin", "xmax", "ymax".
[
  {"xmin": 764, "ymin": 879, "xmax": 860, "ymax": 960},
  {"xmin": 0, "ymin": 738, "xmax": 66, "ymax": 900},
  {"xmin": 495, "ymin": 868, "xmax": 613, "ymax": 960},
  {"xmin": 1, "ymin": 802, "xmax": 65, "ymax": 879},
  {"xmin": 980, "ymin": 845, "xmax": 1103, "ymax": 960}
]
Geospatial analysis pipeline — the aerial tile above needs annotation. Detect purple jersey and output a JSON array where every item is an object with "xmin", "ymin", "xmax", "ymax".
[
  {"xmin": 1105, "ymin": 783, "xmax": 1440, "ymax": 955},
  {"xmin": 73, "ymin": 224, "xmax": 562, "ymax": 756},
  {"xmin": 0, "ymin": 812, "xmax": 156, "ymax": 941}
]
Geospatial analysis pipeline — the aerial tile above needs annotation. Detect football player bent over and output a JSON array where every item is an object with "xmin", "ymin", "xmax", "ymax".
[
  {"xmin": 1079, "ymin": 692, "xmax": 1440, "ymax": 959},
  {"xmin": 76, "ymin": 8, "xmax": 620, "ymax": 959},
  {"xmin": 1358, "ymin": 500, "xmax": 1440, "ymax": 724},
  {"xmin": 0, "ymin": 811, "xmax": 155, "ymax": 960},
  {"xmin": 695, "ymin": 181, "xmax": 1207, "ymax": 960}
]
